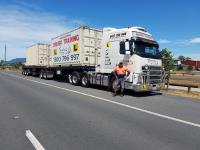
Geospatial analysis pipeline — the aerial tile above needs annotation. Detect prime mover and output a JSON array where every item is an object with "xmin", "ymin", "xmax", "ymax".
[{"xmin": 22, "ymin": 26, "xmax": 165, "ymax": 92}]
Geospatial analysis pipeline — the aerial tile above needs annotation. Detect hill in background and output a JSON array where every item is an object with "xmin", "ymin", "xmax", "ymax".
[{"xmin": 6, "ymin": 58, "xmax": 26, "ymax": 64}]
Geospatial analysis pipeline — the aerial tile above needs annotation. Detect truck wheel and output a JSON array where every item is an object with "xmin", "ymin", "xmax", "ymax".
[
  {"xmin": 43, "ymin": 72, "xmax": 47, "ymax": 79},
  {"xmin": 68, "ymin": 74, "xmax": 73, "ymax": 84},
  {"xmin": 72, "ymin": 72, "xmax": 80, "ymax": 86},
  {"xmin": 39, "ymin": 72, "xmax": 43, "ymax": 79},
  {"xmin": 81, "ymin": 73, "xmax": 89, "ymax": 87}
]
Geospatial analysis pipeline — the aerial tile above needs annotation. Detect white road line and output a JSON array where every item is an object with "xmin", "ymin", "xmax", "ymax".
[
  {"xmin": 2, "ymin": 72, "xmax": 200, "ymax": 128},
  {"xmin": 25, "ymin": 130, "xmax": 45, "ymax": 150}
]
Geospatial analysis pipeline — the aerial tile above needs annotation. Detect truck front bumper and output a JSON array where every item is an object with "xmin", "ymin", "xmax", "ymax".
[{"xmin": 129, "ymin": 83, "xmax": 164, "ymax": 92}]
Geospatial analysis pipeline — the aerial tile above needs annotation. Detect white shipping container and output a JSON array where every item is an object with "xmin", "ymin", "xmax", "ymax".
[
  {"xmin": 51, "ymin": 26, "xmax": 102, "ymax": 67},
  {"xmin": 26, "ymin": 43, "xmax": 50, "ymax": 66}
]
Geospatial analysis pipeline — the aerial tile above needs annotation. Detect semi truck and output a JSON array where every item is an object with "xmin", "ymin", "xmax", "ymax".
[{"xmin": 22, "ymin": 26, "xmax": 165, "ymax": 92}]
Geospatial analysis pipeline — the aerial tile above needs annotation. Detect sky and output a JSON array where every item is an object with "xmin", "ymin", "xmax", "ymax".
[{"xmin": 0, "ymin": 0, "xmax": 199, "ymax": 60}]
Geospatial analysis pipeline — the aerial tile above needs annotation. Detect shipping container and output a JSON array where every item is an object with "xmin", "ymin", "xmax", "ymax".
[
  {"xmin": 51, "ymin": 26, "xmax": 102, "ymax": 67},
  {"xmin": 26, "ymin": 43, "xmax": 50, "ymax": 66}
]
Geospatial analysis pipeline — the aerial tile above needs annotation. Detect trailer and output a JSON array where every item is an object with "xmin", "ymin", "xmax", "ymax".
[
  {"xmin": 23, "ymin": 26, "xmax": 165, "ymax": 92},
  {"xmin": 23, "ymin": 43, "xmax": 51, "ymax": 76}
]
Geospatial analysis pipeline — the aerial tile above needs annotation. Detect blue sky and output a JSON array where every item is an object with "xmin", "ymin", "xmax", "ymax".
[{"xmin": 0, "ymin": 0, "xmax": 199, "ymax": 60}]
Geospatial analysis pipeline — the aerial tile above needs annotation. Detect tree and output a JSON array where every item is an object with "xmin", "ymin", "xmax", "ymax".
[
  {"xmin": 160, "ymin": 48, "xmax": 174, "ymax": 71},
  {"xmin": 185, "ymin": 57, "xmax": 191, "ymax": 60},
  {"xmin": 178, "ymin": 56, "xmax": 191, "ymax": 61},
  {"xmin": 178, "ymin": 55, "xmax": 185, "ymax": 61}
]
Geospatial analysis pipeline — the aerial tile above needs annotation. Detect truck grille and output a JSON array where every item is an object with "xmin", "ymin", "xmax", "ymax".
[{"xmin": 142, "ymin": 66, "xmax": 163, "ymax": 84}]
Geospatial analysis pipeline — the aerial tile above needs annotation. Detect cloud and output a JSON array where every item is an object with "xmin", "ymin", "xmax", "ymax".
[
  {"xmin": 158, "ymin": 38, "xmax": 200, "ymax": 46},
  {"xmin": 158, "ymin": 39, "xmax": 171, "ymax": 44},
  {"xmin": 174, "ymin": 53, "xmax": 200, "ymax": 60},
  {"xmin": 0, "ymin": 3, "xmax": 85, "ymax": 60},
  {"xmin": 174, "ymin": 40, "xmax": 190, "ymax": 45},
  {"xmin": 190, "ymin": 38, "xmax": 200, "ymax": 43},
  {"xmin": 174, "ymin": 37, "xmax": 200, "ymax": 45}
]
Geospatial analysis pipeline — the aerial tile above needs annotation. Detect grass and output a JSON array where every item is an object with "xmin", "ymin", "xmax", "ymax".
[
  {"xmin": 162, "ymin": 89, "xmax": 200, "ymax": 100},
  {"xmin": 169, "ymin": 74, "xmax": 200, "ymax": 88}
]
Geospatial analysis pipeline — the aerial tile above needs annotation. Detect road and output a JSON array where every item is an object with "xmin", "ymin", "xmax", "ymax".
[{"xmin": 0, "ymin": 71, "xmax": 200, "ymax": 150}]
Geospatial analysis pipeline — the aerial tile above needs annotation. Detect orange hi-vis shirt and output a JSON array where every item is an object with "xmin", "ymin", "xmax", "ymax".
[{"xmin": 113, "ymin": 66, "xmax": 129, "ymax": 76}]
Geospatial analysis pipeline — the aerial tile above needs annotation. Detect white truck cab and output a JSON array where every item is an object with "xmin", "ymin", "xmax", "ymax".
[{"xmin": 94, "ymin": 26, "xmax": 164, "ymax": 92}]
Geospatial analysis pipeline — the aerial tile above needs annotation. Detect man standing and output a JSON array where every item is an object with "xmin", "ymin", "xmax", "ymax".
[{"xmin": 113, "ymin": 62, "xmax": 130, "ymax": 97}]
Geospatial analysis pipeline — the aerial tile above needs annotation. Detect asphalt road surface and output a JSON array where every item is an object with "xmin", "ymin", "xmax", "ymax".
[{"xmin": 0, "ymin": 71, "xmax": 200, "ymax": 150}]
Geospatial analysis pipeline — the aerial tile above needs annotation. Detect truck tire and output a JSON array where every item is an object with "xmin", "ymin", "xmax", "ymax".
[
  {"xmin": 39, "ymin": 72, "xmax": 43, "ymax": 79},
  {"xmin": 43, "ymin": 72, "xmax": 47, "ymax": 79},
  {"xmin": 72, "ymin": 72, "xmax": 80, "ymax": 86},
  {"xmin": 81, "ymin": 73, "xmax": 89, "ymax": 87}
]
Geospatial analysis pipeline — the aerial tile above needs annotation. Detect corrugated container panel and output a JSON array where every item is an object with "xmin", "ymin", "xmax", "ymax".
[
  {"xmin": 26, "ymin": 43, "xmax": 50, "ymax": 66},
  {"xmin": 50, "ymin": 26, "xmax": 102, "ymax": 67},
  {"xmin": 182, "ymin": 60, "xmax": 200, "ymax": 68}
]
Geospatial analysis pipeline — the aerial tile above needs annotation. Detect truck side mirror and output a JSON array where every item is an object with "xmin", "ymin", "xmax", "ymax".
[{"xmin": 125, "ymin": 41, "xmax": 129, "ymax": 51}]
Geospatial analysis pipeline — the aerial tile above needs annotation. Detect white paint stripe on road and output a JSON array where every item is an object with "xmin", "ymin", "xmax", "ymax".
[
  {"xmin": 2, "ymin": 72, "xmax": 200, "ymax": 128},
  {"xmin": 25, "ymin": 130, "xmax": 45, "ymax": 150}
]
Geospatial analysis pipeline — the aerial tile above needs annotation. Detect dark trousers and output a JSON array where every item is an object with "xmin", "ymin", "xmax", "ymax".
[{"xmin": 114, "ymin": 77, "xmax": 125, "ymax": 93}]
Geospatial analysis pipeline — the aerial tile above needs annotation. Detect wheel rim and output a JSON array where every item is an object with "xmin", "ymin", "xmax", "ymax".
[
  {"xmin": 82, "ymin": 76, "xmax": 88, "ymax": 86},
  {"xmin": 68, "ymin": 74, "xmax": 72, "ymax": 83},
  {"xmin": 72, "ymin": 75, "xmax": 78, "ymax": 84}
]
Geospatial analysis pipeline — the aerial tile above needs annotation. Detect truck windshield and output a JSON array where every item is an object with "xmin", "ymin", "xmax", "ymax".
[{"xmin": 134, "ymin": 40, "xmax": 161, "ymax": 59}]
